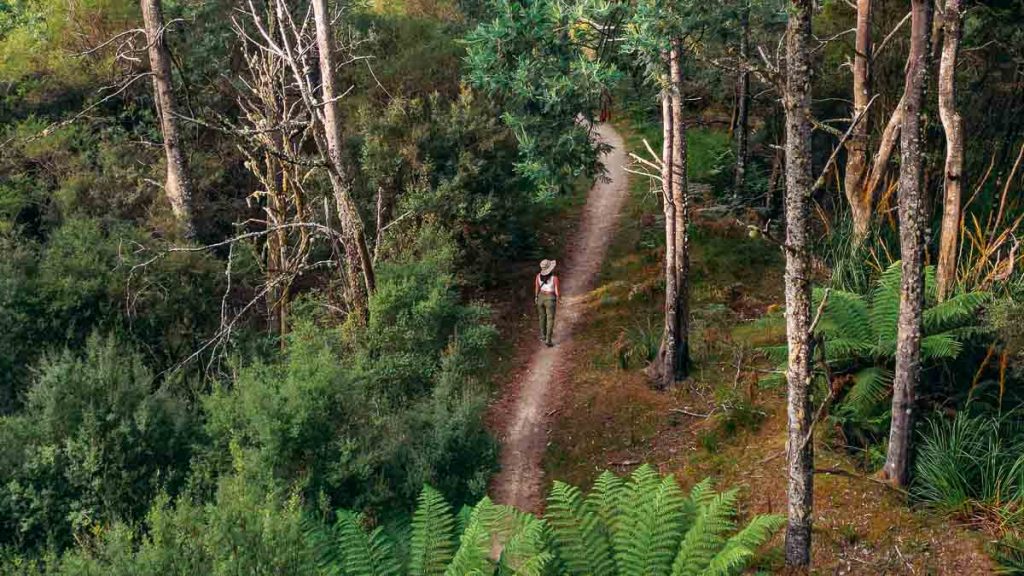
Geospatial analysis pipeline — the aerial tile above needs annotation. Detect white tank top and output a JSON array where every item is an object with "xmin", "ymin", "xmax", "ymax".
[{"xmin": 539, "ymin": 274, "xmax": 556, "ymax": 293}]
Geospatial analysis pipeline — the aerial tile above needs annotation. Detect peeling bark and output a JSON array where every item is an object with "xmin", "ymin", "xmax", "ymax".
[
  {"xmin": 845, "ymin": 0, "xmax": 873, "ymax": 242},
  {"xmin": 783, "ymin": 0, "xmax": 815, "ymax": 567},
  {"xmin": 141, "ymin": 0, "xmax": 196, "ymax": 239},
  {"xmin": 885, "ymin": 0, "xmax": 933, "ymax": 488},
  {"xmin": 935, "ymin": 0, "xmax": 964, "ymax": 301}
]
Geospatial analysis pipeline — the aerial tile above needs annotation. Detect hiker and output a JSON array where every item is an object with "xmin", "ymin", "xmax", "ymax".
[{"xmin": 535, "ymin": 259, "xmax": 561, "ymax": 347}]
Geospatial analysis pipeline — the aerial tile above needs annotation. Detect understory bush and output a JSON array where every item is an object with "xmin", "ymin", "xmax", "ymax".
[
  {"xmin": 201, "ymin": 237, "xmax": 498, "ymax": 514},
  {"xmin": 4, "ymin": 466, "xmax": 780, "ymax": 575},
  {"xmin": 0, "ymin": 335, "xmax": 198, "ymax": 551}
]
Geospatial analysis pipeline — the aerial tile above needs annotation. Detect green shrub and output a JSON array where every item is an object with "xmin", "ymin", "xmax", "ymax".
[
  {"xmin": 0, "ymin": 335, "xmax": 198, "ymax": 552},
  {"xmin": 202, "ymin": 238, "xmax": 498, "ymax": 513}
]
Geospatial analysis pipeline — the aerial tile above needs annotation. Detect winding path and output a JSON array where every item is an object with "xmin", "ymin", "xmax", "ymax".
[{"xmin": 490, "ymin": 123, "xmax": 630, "ymax": 511}]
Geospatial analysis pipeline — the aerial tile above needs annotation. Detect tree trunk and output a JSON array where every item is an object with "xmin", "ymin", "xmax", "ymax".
[
  {"xmin": 844, "ymin": 0, "xmax": 873, "ymax": 242},
  {"xmin": 733, "ymin": 4, "xmax": 750, "ymax": 203},
  {"xmin": 864, "ymin": 97, "xmax": 905, "ymax": 204},
  {"xmin": 671, "ymin": 40, "xmax": 690, "ymax": 381},
  {"xmin": 311, "ymin": 0, "xmax": 375, "ymax": 313},
  {"xmin": 884, "ymin": 0, "xmax": 933, "ymax": 488},
  {"xmin": 782, "ymin": 0, "xmax": 815, "ymax": 567},
  {"xmin": 935, "ymin": 0, "xmax": 964, "ymax": 301},
  {"xmin": 649, "ymin": 77, "xmax": 679, "ymax": 388},
  {"xmin": 141, "ymin": 0, "xmax": 196, "ymax": 239}
]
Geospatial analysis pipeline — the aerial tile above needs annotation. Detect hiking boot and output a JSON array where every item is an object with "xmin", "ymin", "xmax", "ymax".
[{"xmin": 545, "ymin": 340, "xmax": 554, "ymax": 347}]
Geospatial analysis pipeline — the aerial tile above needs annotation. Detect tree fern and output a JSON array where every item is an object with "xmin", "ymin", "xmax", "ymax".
[
  {"xmin": 444, "ymin": 499, "xmax": 495, "ymax": 576},
  {"xmin": 671, "ymin": 489, "xmax": 738, "ymax": 575},
  {"xmin": 761, "ymin": 261, "xmax": 986, "ymax": 427},
  {"xmin": 410, "ymin": 485, "xmax": 458, "ymax": 576},
  {"xmin": 842, "ymin": 366, "xmax": 893, "ymax": 418},
  {"xmin": 613, "ymin": 465, "xmax": 688, "ymax": 576},
  {"xmin": 546, "ymin": 481, "xmax": 615, "ymax": 576},
  {"xmin": 317, "ymin": 469, "xmax": 780, "ymax": 576}
]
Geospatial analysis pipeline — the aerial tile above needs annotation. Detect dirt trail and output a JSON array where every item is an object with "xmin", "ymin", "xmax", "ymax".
[{"xmin": 490, "ymin": 123, "xmax": 629, "ymax": 511}]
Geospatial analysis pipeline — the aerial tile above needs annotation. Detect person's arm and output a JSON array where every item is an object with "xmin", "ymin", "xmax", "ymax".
[
  {"xmin": 534, "ymin": 274, "xmax": 540, "ymax": 301},
  {"xmin": 554, "ymin": 276, "xmax": 561, "ymax": 300}
]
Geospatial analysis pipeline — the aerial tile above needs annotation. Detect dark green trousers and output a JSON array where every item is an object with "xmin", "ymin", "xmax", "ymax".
[{"xmin": 537, "ymin": 294, "xmax": 557, "ymax": 343}]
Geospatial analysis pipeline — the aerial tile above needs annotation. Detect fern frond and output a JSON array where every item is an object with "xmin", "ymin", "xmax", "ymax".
[
  {"xmin": 498, "ymin": 512, "xmax": 552, "ymax": 576},
  {"xmin": 410, "ymin": 485, "xmax": 458, "ymax": 576},
  {"xmin": 688, "ymin": 478, "xmax": 715, "ymax": 508},
  {"xmin": 331, "ymin": 511, "xmax": 402, "ymax": 576},
  {"xmin": 546, "ymin": 481, "xmax": 615, "ymax": 576},
  {"xmin": 585, "ymin": 470, "xmax": 627, "ymax": 544},
  {"xmin": 615, "ymin": 466, "xmax": 688, "ymax": 576},
  {"xmin": 814, "ymin": 288, "xmax": 874, "ymax": 346},
  {"xmin": 444, "ymin": 500, "xmax": 493, "ymax": 576},
  {"xmin": 304, "ymin": 515, "xmax": 345, "ymax": 575},
  {"xmin": 870, "ymin": 261, "xmax": 902, "ymax": 346},
  {"xmin": 841, "ymin": 366, "xmax": 892, "ymax": 418},
  {"xmin": 671, "ymin": 489, "xmax": 739, "ymax": 576},
  {"xmin": 703, "ymin": 514, "xmax": 785, "ymax": 576},
  {"xmin": 921, "ymin": 333, "xmax": 963, "ymax": 361},
  {"xmin": 923, "ymin": 291, "xmax": 988, "ymax": 334}
]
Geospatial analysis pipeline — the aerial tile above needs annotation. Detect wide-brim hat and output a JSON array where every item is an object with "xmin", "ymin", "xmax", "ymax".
[{"xmin": 540, "ymin": 259, "xmax": 557, "ymax": 275}]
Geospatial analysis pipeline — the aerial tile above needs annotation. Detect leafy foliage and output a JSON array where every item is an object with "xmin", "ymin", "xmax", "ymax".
[
  {"xmin": 0, "ymin": 335, "xmax": 198, "ymax": 551},
  {"xmin": 314, "ymin": 466, "xmax": 780, "ymax": 576},
  {"xmin": 463, "ymin": 0, "xmax": 618, "ymax": 196},
  {"xmin": 764, "ymin": 262, "xmax": 989, "ymax": 444},
  {"xmin": 201, "ymin": 235, "xmax": 498, "ymax": 514}
]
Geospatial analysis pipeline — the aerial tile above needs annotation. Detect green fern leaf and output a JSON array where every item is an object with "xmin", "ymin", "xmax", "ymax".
[
  {"xmin": 869, "ymin": 261, "xmax": 903, "ymax": 347},
  {"xmin": 671, "ymin": 489, "xmax": 739, "ymax": 576},
  {"xmin": 410, "ymin": 485, "xmax": 458, "ymax": 576},
  {"xmin": 546, "ymin": 481, "xmax": 615, "ymax": 576},
  {"xmin": 498, "ymin": 512, "xmax": 553, "ymax": 576},
  {"xmin": 703, "ymin": 514, "xmax": 785, "ymax": 576},
  {"xmin": 921, "ymin": 333, "xmax": 963, "ymax": 361},
  {"xmin": 923, "ymin": 291, "xmax": 988, "ymax": 334},
  {"xmin": 841, "ymin": 366, "xmax": 893, "ymax": 418},
  {"xmin": 614, "ymin": 467, "xmax": 688, "ymax": 576},
  {"xmin": 815, "ymin": 288, "xmax": 874, "ymax": 347},
  {"xmin": 444, "ymin": 501, "xmax": 493, "ymax": 576}
]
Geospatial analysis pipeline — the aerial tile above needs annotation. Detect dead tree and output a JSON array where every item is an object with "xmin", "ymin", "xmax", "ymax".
[
  {"xmin": 232, "ymin": 8, "xmax": 318, "ymax": 339},
  {"xmin": 935, "ymin": 0, "xmax": 965, "ymax": 300},
  {"xmin": 647, "ymin": 42, "xmax": 690, "ymax": 387},
  {"xmin": 238, "ymin": 0, "xmax": 375, "ymax": 317},
  {"xmin": 884, "ymin": 0, "xmax": 933, "ymax": 488},
  {"xmin": 311, "ymin": 0, "xmax": 376, "ymax": 311},
  {"xmin": 782, "ymin": 0, "xmax": 815, "ymax": 567},
  {"xmin": 141, "ymin": 0, "xmax": 196, "ymax": 239},
  {"xmin": 844, "ymin": 0, "xmax": 873, "ymax": 242}
]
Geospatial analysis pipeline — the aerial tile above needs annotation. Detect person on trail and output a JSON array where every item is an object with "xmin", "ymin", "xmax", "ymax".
[{"xmin": 535, "ymin": 259, "xmax": 561, "ymax": 347}]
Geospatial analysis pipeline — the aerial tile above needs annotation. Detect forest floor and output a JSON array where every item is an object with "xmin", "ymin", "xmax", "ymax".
[{"xmin": 488, "ymin": 118, "xmax": 999, "ymax": 574}]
